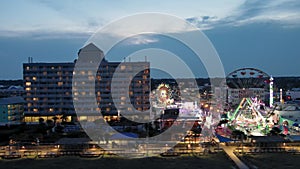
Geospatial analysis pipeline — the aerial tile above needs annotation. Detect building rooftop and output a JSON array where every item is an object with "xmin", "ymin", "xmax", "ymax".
[{"xmin": 0, "ymin": 96, "xmax": 25, "ymax": 105}]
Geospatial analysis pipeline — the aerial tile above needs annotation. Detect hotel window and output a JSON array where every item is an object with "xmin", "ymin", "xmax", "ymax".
[
  {"xmin": 25, "ymin": 82, "xmax": 31, "ymax": 86},
  {"xmin": 120, "ymin": 65, "xmax": 126, "ymax": 70},
  {"xmin": 25, "ymin": 87, "xmax": 31, "ymax": 91},
  {"xmin": 58, "ymin": 82, "xmax": 63, "ymax": 86},
  {"xmin": 88, "ymin": 76, "xmax": 94, "ymax": 81}
]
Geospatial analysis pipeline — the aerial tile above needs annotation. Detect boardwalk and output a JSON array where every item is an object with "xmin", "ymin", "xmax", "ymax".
[{"xmin": 220, "ymin": 144, "xmax": 249, "ymax": 169}]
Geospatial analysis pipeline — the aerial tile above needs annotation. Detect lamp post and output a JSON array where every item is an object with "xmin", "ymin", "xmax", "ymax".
[
  {"xmin": 280, "ymin": 89, "xmax": 283, "ymax": 103},
  {"xmin": 269, "ymin": 76, "xmax": 274, "ymax": 108}
]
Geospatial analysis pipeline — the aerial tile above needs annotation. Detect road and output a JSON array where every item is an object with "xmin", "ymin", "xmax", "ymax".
[{"xmin": 220, "ymin": 144, "xmax": 249, "ymax": 169}]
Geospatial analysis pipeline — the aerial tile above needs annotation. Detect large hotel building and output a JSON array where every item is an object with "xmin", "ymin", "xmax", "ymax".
[{"xmin": 23, "ymin": 43, "xmax": 150, "ymax": 123}]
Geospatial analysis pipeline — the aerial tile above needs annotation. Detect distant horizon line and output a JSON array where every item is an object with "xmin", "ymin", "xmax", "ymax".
[{"xmin": 1, "ymin": 75, "xmax": 300, "ymax": 81}]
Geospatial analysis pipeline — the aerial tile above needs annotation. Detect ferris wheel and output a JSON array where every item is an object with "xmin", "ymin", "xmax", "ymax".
[{"xmin": 226, "ymin": 68, "xmax": 270, "ymax": 89}]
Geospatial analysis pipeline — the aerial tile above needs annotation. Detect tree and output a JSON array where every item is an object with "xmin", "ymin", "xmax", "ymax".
[{"xmin": 37, "ymin": 118, "xmax": 47, "ymax": 135}]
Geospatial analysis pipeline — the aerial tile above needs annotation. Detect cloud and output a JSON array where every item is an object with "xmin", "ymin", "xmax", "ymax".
[
  {"xmin": 224, "ymin": 0, "xmax": 300, "ymax": 27},
  {"xmin": 1, "ymin": 0, "xmax": 299, "ymax": 39},
  {"xmin": 125, "ymin": 35, "xmax": 159, "ymax": 45},
  {"xmin": 185, "ymin": 0, "xmax": 300, "ymax": 30},
  {"xmin": 186, "ymin": 16, "xmax": 219, "ymax": 30}
]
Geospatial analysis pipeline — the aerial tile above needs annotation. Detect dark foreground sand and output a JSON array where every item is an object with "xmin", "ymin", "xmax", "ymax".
[
  {"xmin": 241, "ymin": 153, "xmax": 300, "ymax": 169},
  {"xmin": 3, "ymin": 153, "xmax": 300, "ymax": 169},
  {"xmin": 0, "ymin": 153, "xmax": 235, "ymax": 169}
]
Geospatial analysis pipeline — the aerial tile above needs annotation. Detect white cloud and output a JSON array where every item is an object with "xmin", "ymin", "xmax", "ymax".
[
  {"xmin": 184, "ymin": 0, "xmax": 300, "ymax": 29},
  {"xmin": 0, "ymin": 0, "xmax": 299, "ymax": 38},
  {"xmin": 125, "ymin": 36, "xmax": 159, "ymax": 45},
  {"xmin": 225, "ymin": 0, "xmax": 300, "ymax": 27}
]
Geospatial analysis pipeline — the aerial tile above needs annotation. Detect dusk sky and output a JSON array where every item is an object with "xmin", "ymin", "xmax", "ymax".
[{"xmin": 1, "ymin": 0, "xmax": 300, "ymax": 79}]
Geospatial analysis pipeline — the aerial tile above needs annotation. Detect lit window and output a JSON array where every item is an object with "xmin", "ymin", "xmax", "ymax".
[
  {"xmin": 26, "ymin": 66, "xmax": 30, "ymax": 70},
  {"xmin": 121, "ymin": 65, "xmax": 126, "ymax": 70},
  {"xmin": 58, "ymin": 82, "xmax": 63, "ymax": 86},
  {"xmin": 33, "ymin": 108, "xmax": 38, "ymax": 112},
  {"xmin": 25, "ymin": 82, "xmax": 31, "ymax": 86},
  {"xmin": 32, "ymin": 76, "xmax": 37, "ymax": 81},
  {"xmin": 106, "ymin": 107, "xmax": 110, "ymax": 112},
  {"xmin": 33, "ymin": 97, "xmax": 38, "ymax": 101},
  {"xmin": 25, "ymin": 87, "xmax": 31, "ymax": 91},
  {"xmin": 88, "ymin": 76, "xmax": 94, "ymax": 81},
  {"xmin": 49, "ymin": 108, "xmax": 54, "ymax": 112}
]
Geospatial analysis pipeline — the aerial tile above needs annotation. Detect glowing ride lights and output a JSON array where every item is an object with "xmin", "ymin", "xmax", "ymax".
[{"xmin": 156, "ymin": 83, "xmax": 174, "ymax": 106}]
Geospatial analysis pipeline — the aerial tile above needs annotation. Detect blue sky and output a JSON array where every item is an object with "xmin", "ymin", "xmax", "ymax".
[{"xmin": 0, "ymin": 0, "xmax": 300, "ymax": 79}]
